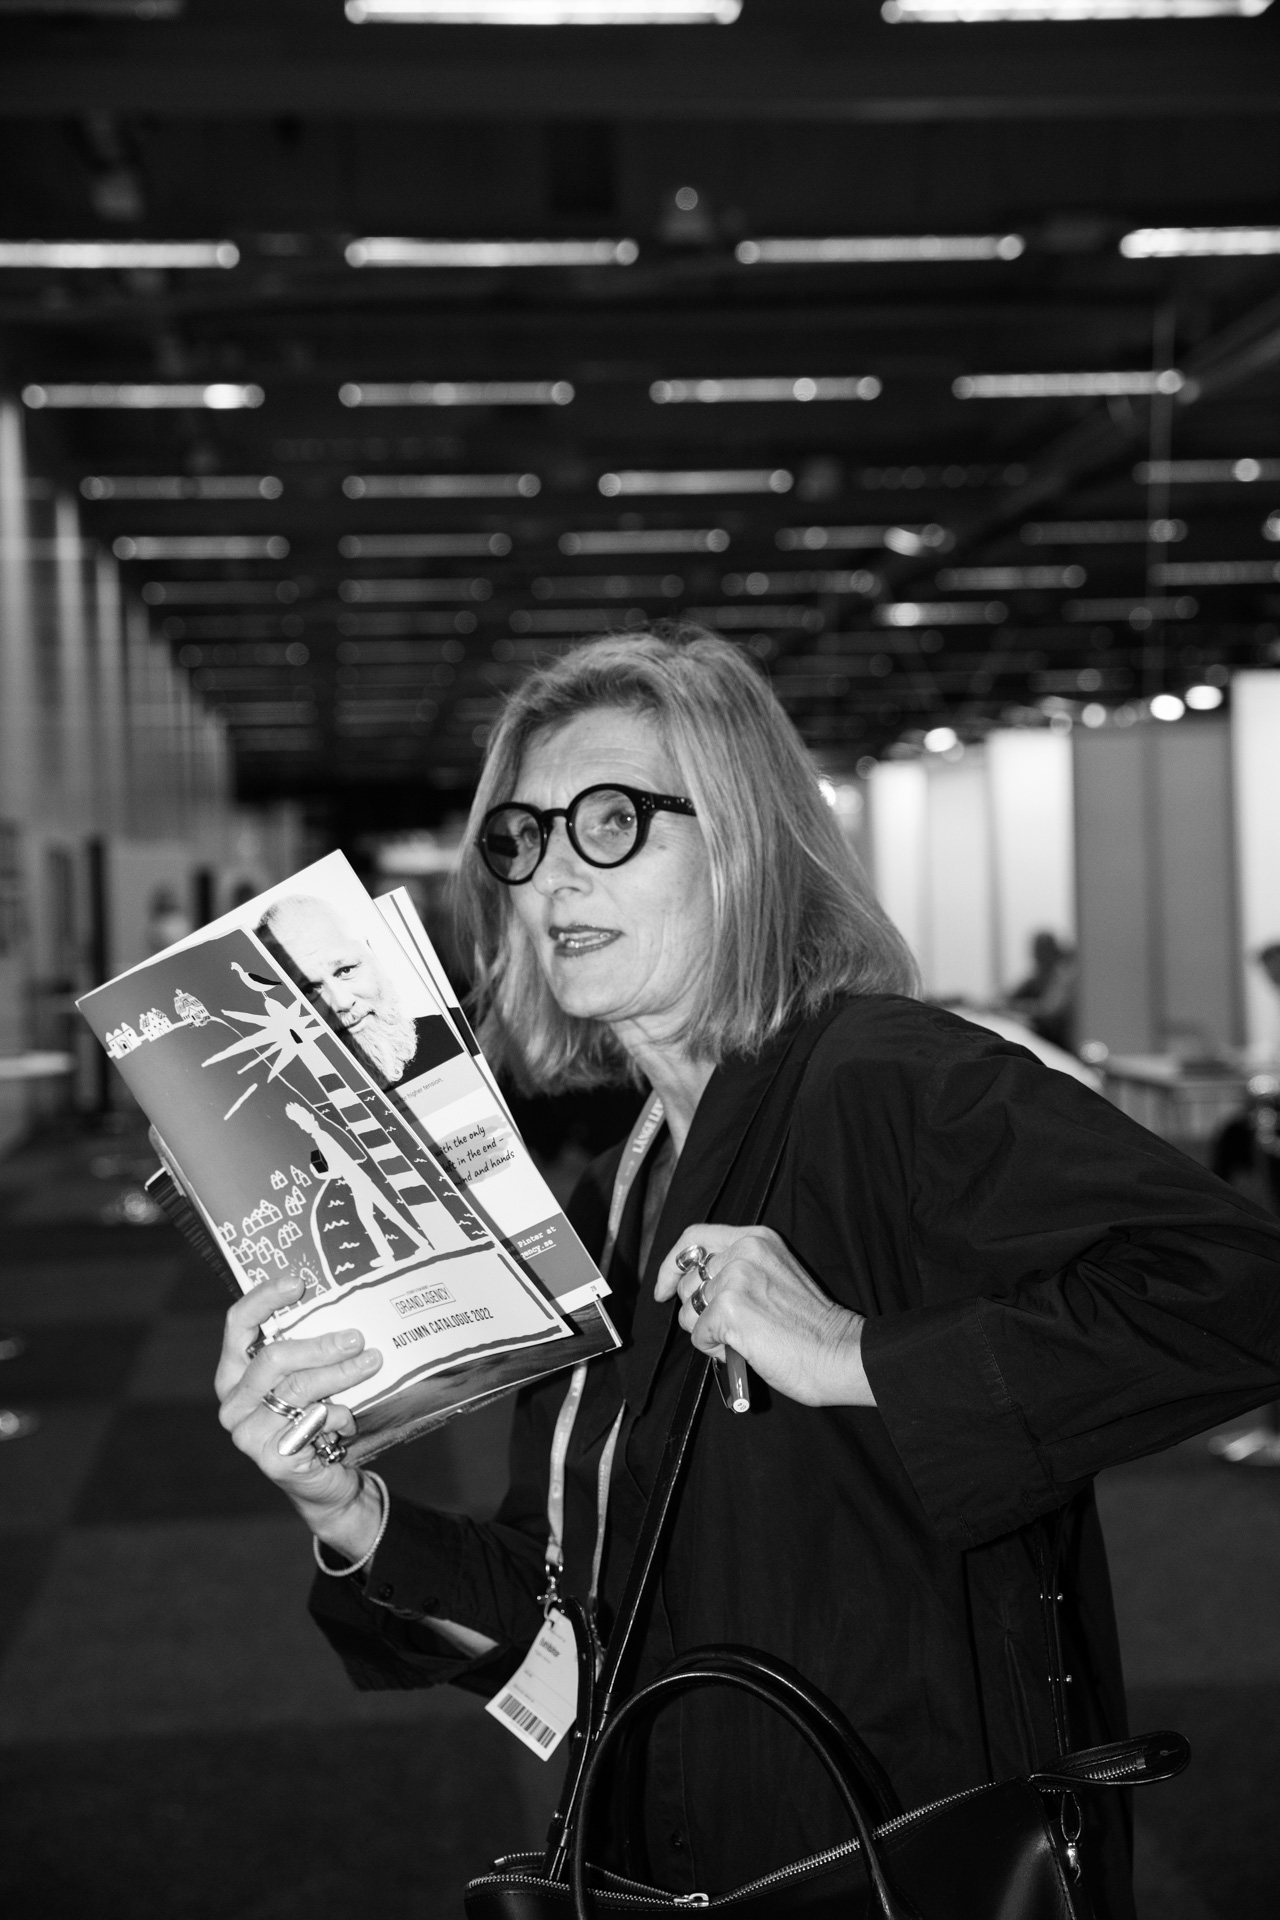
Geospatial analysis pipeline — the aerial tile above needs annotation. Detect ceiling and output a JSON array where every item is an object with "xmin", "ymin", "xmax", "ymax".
[{"xmin": 3, "ymin": 0, "xmax": 1280, "ymax": 825}]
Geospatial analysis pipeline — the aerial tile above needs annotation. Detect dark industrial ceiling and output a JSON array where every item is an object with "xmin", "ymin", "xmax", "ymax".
[{"xmin": 3, "ymin": 0, "xmax": 1280, "ymax": 823}]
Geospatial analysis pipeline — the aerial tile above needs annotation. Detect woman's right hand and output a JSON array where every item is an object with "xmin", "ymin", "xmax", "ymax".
[{"xmin": 215, "ymin": 1272, "xmax": 384, "ymax": 1534}]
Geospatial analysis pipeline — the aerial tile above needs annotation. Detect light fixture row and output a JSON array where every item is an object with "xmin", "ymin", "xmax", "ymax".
[{"xmin": 8, "ymin": 225, "xmax": 1280, "ymax": 275}]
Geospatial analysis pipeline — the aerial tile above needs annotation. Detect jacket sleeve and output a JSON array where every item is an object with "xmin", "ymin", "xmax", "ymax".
[
  {"xmin": 857, "ymin": 1028, "xmax": 1280, "ymax": 1549},
  {"xmin": 309, "ymin": 1150, "xmax": 618, "ymax": 1691}
]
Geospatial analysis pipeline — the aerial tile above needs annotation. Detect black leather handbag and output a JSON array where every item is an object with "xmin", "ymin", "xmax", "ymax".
[{"xmin": 465, "ymin": 1009, "xmax": 1191, "ymax": 1920}]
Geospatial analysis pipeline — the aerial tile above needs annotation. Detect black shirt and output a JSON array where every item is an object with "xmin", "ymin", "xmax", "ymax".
[{"xmin": 311, "ymin": 997, "xmax": 1280, "ymax": 1912}]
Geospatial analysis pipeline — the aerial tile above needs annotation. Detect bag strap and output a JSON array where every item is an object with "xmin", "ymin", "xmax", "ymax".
[
  {"xmin": 595, "ymin": 997, "xmax": 847, "ymax": 1721},
  {"xmin": 545, "ymin": 999, "xmax": 845, "ymax": 1879}
]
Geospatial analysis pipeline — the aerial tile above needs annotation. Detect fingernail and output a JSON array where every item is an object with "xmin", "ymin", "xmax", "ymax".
[{"xmin": 338, "ymin": 1330, "xmax": 362, "ymax": 1350}]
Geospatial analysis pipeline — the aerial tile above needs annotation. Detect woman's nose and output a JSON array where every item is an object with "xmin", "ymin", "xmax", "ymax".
[{"xmin": 532, "ymin": 817, "xmax": 587, "ymax": 891}]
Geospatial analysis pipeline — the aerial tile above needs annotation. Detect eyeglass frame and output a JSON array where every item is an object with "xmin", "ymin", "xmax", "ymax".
[{"xmin": 477, "ymin": 782, "xmax": 697, "ymax": 885}]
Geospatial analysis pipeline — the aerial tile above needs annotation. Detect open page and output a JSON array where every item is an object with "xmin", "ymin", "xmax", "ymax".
[
  {"xmin": 375, "ymin": 886, "xmax": 607, "ymax": 1311},
  {"xmin": 79, "ymin": 923, "xmax": 571, "ymax": 1427}
]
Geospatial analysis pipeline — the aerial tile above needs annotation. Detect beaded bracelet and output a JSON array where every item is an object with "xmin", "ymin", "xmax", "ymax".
[{"xmin": 312, "ymin": 1470, "xmax": 390, "ymax": 1578}]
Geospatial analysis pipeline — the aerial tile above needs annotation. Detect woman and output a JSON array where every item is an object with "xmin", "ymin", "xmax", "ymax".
[{"xmin": 217, "ymin": 630, "xmax": 1280, "ymax": 1917}]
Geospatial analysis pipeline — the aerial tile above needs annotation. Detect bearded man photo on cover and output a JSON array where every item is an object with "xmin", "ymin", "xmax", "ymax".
[{"xmin": 260, "ymin": 894, "xmax": 459, "ymax": 1091}]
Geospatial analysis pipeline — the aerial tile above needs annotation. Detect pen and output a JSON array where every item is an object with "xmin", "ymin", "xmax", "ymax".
[{"xmin": 715, "ymin": 1348, "xmax": 751, "ymax": 1415}]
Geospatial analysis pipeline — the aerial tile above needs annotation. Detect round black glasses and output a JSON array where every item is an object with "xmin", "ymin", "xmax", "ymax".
[{"xmin": 478, "ymin": 783, "xmax": 697, "ymax": 885}]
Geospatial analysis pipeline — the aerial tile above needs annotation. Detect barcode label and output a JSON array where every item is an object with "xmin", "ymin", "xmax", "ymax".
[
  {"xmin": 485, "ymin": 1608, "xmax": 578, "ymax": 1761},
  {"xmin": 496, "ymin": 1693, "xmax": 557, "ymax": 1749}
]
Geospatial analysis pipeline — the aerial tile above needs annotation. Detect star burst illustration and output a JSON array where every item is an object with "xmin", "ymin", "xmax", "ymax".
[{"xmin": 202, "ymin": 962, "xmax": 332, "ymax": 1083}]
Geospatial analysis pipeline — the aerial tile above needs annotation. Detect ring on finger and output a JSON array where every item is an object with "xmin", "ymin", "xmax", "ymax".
[
  {"xmin": 690, "ymin": 1278, "xmax": 709, "ymax": 1317},
  {"xmin": 245, "ymin": 1331, "xmax": 265, "ymax": 1361},
  {"xmin": 262, "ymin": 1388, "xmax": 307, "ymax": 1423},
  {"xmin": 311, "ymin": 1428, "xmax": 348, "ymax": 1467}
]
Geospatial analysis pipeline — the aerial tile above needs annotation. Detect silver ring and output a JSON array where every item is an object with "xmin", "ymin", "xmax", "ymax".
[
  {"xmin": 245, "ymin": 1332, "xmax": 265, "ymax": 1361},
  {"xmin": 261, "ymin": 1389, "xmax": 306, "ymax": 1423},
  {"xmin": 691, "ymin": 1279, "xmax": 709, "ymax": 1316},
  {"xmin": 311, "ymin": 1429, "xmax": 348, "ymax": 1466},
  {"xmin": 676, "ymin": 1243, "xmax": 708, "ymax": 1274}
]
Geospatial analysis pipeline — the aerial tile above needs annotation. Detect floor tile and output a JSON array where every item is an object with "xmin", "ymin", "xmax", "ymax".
[
  {"xmin": 1, "ymin": 1514, "xmax": 488, "ymax": 1741},
  {"xmin": 0, "ymin": 1260, "xmax": 178, "ymax": 1326},
  {"xmin": 1097, "ymin": 1462, "xmax": 1280, "ymax": 1685},
  {"xmin": 0, "ymin": 1402, "xmax": 118, "ymax": 1530},
  {"xmin": 126, "ymin": 1311, "xmax": 226, "ymax": 1404},
  {"xmin": 0, "ymin": 1713, "xmax": 556, "ymax": 1920},
  {"xmin": 0, "ymin": 1322, "xmax": 149, "ymax": 1400}
]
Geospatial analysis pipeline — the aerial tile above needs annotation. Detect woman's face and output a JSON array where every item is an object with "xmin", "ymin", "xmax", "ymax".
[{"xmin": 504, "ymin": 708, "xmax": 713, "ymax": 1042}]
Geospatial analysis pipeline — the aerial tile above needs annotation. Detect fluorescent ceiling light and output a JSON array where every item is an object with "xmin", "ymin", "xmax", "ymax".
[
  {"xmin": 1186, "ymin": 683, "xmax": 1225, "ymax": 709},
  {"xmin": 114, "ymin": 536, "xmax": 289, "ymax": 561},
  {"xmin": 874, "ymin": 601, "xmax": 1008, "ymax": 626},
  {"xmin": 722, "ymin": 569, "xmax": 879, "ymax": 595},
  {"xmin": 650, "ymin": 376, "xmax": 881, "ymax": 404},
  {"xmin": 23, "ymin": 383, "xmax": 263, "ymax": 410},
  {"xmin": 511, "ymin": 608, "xmax": 648, "ymax": 634},
  {"xmin": 1063, "ymin": 597, "xmax": 1198, "ymax": 621},
  {"xmin": 736, "ymin": 235, "xmax": 1023, "ymax": 266},
  {"xmin": 0, "ymin": 241, "xmax": 237, "ymax": 270},
  {"xmin": 532, "ymin": 575, "xmax": 684, "ymax": 598},
  {"xmin": 1021, "ymin": 518, "xmax": 1185, "ymax": 543},
  {"xmin": 935, "ymin": 565, "xmax": 1086, "ymax": 589},
  {"xmin": 340, "ymin": 380, "xmax": 574, "ymax": 406},
  {"xmin": 82, "ymin": 474, "xmax": 282, "ymax": 500},
  {"xmin": 346, "ymin": 237, "xmax": 637, "ymax": 268},
  {"xmin": 142, "ymin": 581, "xmax": 301, "ymax": 605},
  {"xmin": 1150, "ymin": 693, "xmax": 1186, "ymax": 722},
  {"xmin": 1151, "ymin": 560, "xmax": 1280, "ymax": 586},
  {"xmin": 883, "ymin": 0, "xmax": 1270, "ymax": 18},
  {"xmin": 1122, "ymin": 226, "xmax": 1280, "ymax": 259},
  {"xmin": 344, "ymin": 473, "xmax": 540, "ymax": 498},
  {"xmin": 346, "ymin": 0, "xmax": 739, "ymax": 18},
  {"xmin": 688, "ymin": 605, "xmax": 823, "ymax": 631},
  {"xmin": 955, "ymin": 370, "xmax": 1183, "ymax": 399},
  {"xmin": 1134, "ymin": 457, "xmax": 1280, "ymax": 483},
  {"xmin": 337, "ymin": 614, "xmax": 476, "ymax": 639},
  {"xmin": 599, "ymin": 468, "xmax": 792, "ymax": 496},
  {"xmin": 339, "ymin": 533, "xmax": 511, "ymax": 557},
  {"xmin": 559, "ymin": 527, "xmax": 729, "ymax": 554},
  {"xmin": 339, "ymin": 579, "xmax": 493, "ymax": 602},
  {"xmin": 777, "ymin": 524, "xmax": 951, "ymax": 552}
]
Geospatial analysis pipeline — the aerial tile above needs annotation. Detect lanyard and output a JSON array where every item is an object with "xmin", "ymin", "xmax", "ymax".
[{"xmin": 543, "ymin": 1092, "xmax": 665, "ymax": 1613}]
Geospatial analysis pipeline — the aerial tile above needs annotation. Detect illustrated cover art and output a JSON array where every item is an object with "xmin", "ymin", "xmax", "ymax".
[{"xmin": 79, "ymin": 925, "xmax": 570, "ymax": 1422}]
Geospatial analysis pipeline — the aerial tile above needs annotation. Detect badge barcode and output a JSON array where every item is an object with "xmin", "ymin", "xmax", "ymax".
[{"xmin": 497, "ymin": 1693, "xmax": 557, "ymax": 1749}]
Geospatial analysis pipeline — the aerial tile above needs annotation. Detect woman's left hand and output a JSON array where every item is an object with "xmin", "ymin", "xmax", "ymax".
[{"xmin": 654, "ymin": 1225, "xmax": 876, "ymax": 1409}]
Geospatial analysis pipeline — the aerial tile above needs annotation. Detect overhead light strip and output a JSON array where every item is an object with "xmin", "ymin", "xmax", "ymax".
[
  {"xmin": 736, "ymin": 234, "xmax": 1023, "ymax": 266},
  {"xmin": 777, "ymin": 524, "xmax": 951, "ymax": 552},
  {"xmin": 1151, "ymin": 560, "xmax": 1280, "ymax": 586},
  {"xmin": 345, "ymin": 0, "xmax": 740, "ymax": 18},
  {"xmin": 346, "ymin": 237, "xmax": 637, "ymax": 268},
  {"xmin": 650, "ymin": 376, "xmax": 881, "ymax": 403},
  {"xmin": 24, "ymin": 383, "xmax": 263, "ymax": 410},
  {"xmin": 1122, "ymin": 226, "xmax": 1280, "ymax": 258},
  {"xmin": 882, "ymin": 0, "xmax": 1270, "ymax": 19},
  {"xmin": 935, "ymin": 565, "xmax": 1086, "ymax": 589},
  {"xmin": 1134, "ymin": 457, "xmax": 1280, "ymax": 483},
  {"xmin": 874, "ymin": 602, "xmax": 1008, "ymax": 626},
  {"xmin": 344, "ymin": 473, "xmax": 540, "ymax": 498},
  {"xmin": 599, "ymin": 468, "xmax": 792, "ymax": 496},
  {"xmin": 0, "ymin": 241, "xmax": 238, "ymax": 270},
  {"xmin": 1021, "ymin": 519, "xmax": 1186, "ymax": 543},
  {"xmin": 339, "ymin": 579, "xmax": 493, "ymax": 602},
  {"xmin": 114, "ymin": 536, "xmax": 289, "ymax": 561},
  {"xmin": 559, "ymin": 528, "xmax": 729, "ymax": 553},
  {"xmin": 339, "ymin": 533, "xmax": 512, "ymax": 557},
  {"xmin": 955, "ymin": 370, "xmax": 1183, "ymax": 398},
  {"xmin": 82, "ymin": 474, "xmax": 282, "ymax": 500},
  {"xmin": 340, "ymin": 380, "xmax": 574, "ymax": 406}
]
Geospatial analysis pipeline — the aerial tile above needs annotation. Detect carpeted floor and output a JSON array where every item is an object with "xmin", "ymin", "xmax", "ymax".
[{"xmin": 1, "ymin": 1117, "xmax": 1277, "ymax": 1918}]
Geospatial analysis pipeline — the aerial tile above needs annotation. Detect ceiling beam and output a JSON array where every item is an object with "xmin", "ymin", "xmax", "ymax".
[{"xmin": 0, "ymin": 24, "xmax": 1277, "ymax": 119}]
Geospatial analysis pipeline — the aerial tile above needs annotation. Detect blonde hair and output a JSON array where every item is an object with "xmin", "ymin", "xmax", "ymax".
[{"xmin": 456, "ymin": 629, "xmax": 918, "ymax": 1092}]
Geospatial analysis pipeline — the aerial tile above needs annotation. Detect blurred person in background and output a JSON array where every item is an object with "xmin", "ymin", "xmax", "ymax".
[
  {"xmin": 1006, "ymin": 928, "xmax": 1078, "ymax": 1054},
  {"xmin": 217, "ymin": 632, "xmax": 1280, "ymax": 1919}
]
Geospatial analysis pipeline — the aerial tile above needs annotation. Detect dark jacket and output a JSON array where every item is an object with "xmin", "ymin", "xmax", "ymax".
[{"xmin": 312, "ymin": 997, "xmax": 1280, "ymax": 1912}]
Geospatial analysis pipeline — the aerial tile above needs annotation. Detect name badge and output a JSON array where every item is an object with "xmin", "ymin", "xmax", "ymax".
[{"xmin": 485, "ymin": 1607, "xmax": 580, "ymax": 1761}]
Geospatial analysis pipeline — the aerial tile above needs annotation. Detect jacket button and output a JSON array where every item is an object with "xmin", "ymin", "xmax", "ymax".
[{"xmin": 377, "ymin": 1583, "xmax": 394, "ymax": 1601}]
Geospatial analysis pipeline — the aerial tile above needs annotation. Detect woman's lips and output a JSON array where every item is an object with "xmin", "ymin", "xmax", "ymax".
[{"xmin": 549, "ymin": 925, "xmax": 620, "ymax": 957}]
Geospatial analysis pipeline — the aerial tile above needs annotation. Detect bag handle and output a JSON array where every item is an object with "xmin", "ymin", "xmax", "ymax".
[
  {"xmin": 570, "ymin": 1656, "xmax": 917, "ymax": 1920},
  {"xmin": 545, "ymin": 1001, "xmax": 849, "ymax": 1881}
]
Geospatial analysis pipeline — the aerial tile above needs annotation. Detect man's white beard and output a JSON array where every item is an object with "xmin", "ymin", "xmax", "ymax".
[{"xmin": 349, "ymin": 1004, "xmax": 418, "ymax": 1086}]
